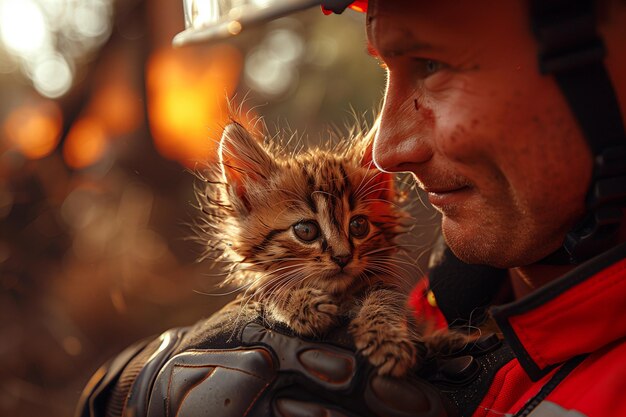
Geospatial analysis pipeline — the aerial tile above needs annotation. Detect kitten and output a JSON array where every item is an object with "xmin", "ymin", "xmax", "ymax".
[{"xmin": 194, "ymin": 121, "xmax": 423, "ymax": 377}]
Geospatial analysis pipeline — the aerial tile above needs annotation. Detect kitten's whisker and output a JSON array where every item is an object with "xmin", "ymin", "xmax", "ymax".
[
  {"xmin": 361, "ymin": 198, "xmax": 405, "ymax": 210},
  {"xmin": 353, "ymin": 170, "xmax": 385, "ymax": 201},
  {"xmin": 356, "ymin": 271, "xmax": 373, "ymax": 287},
  {"xmin": 356, "ymin": 183, "xmax": 393, "ymax": 200},
  {"xmin": 360, "ymin": 246, "xmax": 402, "ymax": 257},
  {"xmin": 369, "ymin": 255, "xmax": 420, "ymax": 268},
  {"xmin": 246, "ymin": 257, "xmax": 311, "ymax": 266},
  {"xmin": 251, "ymin": 272, "xmax": 306, "ymax": 296},
  {"xmin": 264, "ymin": 262, "xmax": 308, "ymax": 273},
  {"xmin": 252, "ymin": 265, "xmax": 309, "ymax": 294},
  {"xmin": 193, "ymin": 281, "xmax": 253, "ymax": 297},
  {"xmin": 358, "ymin": 181, "xmax": 394, "ymax": 198},
  {"xmin": 292, "ymin": 271, "xmax": 325, "ymax": 291},
  {"xmin": 262, "ymin": 267, "xmax": 308, "ymax": 280},
  {"xmin": 365, "ymin": 263, "xmax": 413, "ymax": 284},
  {"xmin": 385, "ymin": 243, "xmax": 428, "ymax": 248},
  {"xmin": 368, "ymin": 257, "xmax": 416, "ymax": 273},
  {"xmin": 262, "ymin": 272, "xmax": 308, "ymax": 304}
]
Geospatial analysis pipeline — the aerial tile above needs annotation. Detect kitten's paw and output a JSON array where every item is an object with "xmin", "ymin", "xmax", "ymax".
[
  {"xmin": 351, "ymin": 320, "xmax": 419, "ymax": 377},
  {"xmin": 287, "ymin": 288, "xmax": 339, "ymax": 336}
]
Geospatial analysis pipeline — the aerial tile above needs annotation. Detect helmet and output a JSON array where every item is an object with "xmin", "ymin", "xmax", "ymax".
[
  {"xmin": 174, "ymin": 0, "xmax": 626, "ymax": 264},
  {"xmin": 173, "ymin": 0, "xmax": 365, "ymax": 47}
]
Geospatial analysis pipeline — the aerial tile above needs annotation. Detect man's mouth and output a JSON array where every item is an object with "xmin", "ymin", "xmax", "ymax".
[{"xmin": 424, "ymin": 185, "xmax": 472, "ymax": 208}]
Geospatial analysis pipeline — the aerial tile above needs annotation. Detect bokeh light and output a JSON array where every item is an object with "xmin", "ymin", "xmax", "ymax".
[
  {"xmin": 0, "ymin": 0, "xmax": 113, "ymax": 99},
  {"xmin": 245, "ymin": 47, "xmax": 297, "ymax": 96},
  {"xmin": 31, "ymin": 53, "xmax": 73, "ymax": 98},
  {"xmin": 63, "ymin": 116, "xmax": 109, "ymax": 169},
  {"xmin": 89, "ymin": 83, "xmax": 143, "ymax": 136},
  {"xmin": 244, "ymin": 21, "xmax": 304, "ymax": 97},
  {"xmin": 0, "ymin": 0, "xmax": 49, "ymax": 58},
  {"xmin": 266, "ymin": 28, "xmax": 304, "ymax": 62},
  {"xmin": 3, "ymin": 99, "xmax": 62, "ymax": 159},
  {"xmin": 146, "ymin": 45, "xmax": 243, "ymax": 165},
  {"xmin": 71, "ymin": 2, "xmax": 111, "ymax": 39}
]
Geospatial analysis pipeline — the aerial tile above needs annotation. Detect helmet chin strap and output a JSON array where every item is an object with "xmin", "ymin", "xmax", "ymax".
[{"xmin": 530, "ymin": 0, "xmax": 626, "ymax": 265}]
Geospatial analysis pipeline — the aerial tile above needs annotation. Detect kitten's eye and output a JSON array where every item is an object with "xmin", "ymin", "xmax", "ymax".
[
  {"xmin": 293, "ymin": 221, "xmax": 320, "ymax": 242},
  {"xmin": 349, "ymin": 216, "xmax": 369, "ymax": 238}
]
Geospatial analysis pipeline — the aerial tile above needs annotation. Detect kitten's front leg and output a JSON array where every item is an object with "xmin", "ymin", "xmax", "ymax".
[
  {"xmin": 270, "ymin": 287, "xmax": 339, "ymax": 337},
  {"xmin": 349, "ymin": 289, "xmax": 421, "ymax": 377}
]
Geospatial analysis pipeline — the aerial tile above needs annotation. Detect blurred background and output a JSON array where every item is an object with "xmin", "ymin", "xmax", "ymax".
[{"xmin": 0, "ymin": 1, "xmax": 438, "ymax": 416}]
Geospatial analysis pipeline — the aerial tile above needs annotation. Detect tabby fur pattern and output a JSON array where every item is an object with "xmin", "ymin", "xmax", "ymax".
[{"xmin": 194, "ymin": 121, "xmax": 425, "ymax": 376}]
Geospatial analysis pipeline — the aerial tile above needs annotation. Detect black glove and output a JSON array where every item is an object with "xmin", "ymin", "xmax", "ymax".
[{"xmin": 76, "ymin": 313, "xmax": 511, "ymax": 417}]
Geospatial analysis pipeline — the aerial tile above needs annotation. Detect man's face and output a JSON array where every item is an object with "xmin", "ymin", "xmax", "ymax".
[{"xmin": 368, "ymin": 0, "xmax": 593, "ymax": 268}]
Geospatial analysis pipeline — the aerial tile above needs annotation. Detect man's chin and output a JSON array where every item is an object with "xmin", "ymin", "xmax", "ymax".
[
  {"xmin": 443, "ymin": 226, "xmax": 564, "ymax": 269},
  {"xmin": 441, "ymin": 217, "xmax": 522, "ymax": 268}
]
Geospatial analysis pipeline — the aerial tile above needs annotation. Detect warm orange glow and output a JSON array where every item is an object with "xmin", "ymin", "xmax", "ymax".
[
  {"xmin": 89, "ymin": 83, "xmax": 143, "ymax": 136},
  {"xmin": 146, "ymin": 45, "xmax": 244, "ymax": 166},
  {"xmin": 63, "ymin": 116, "xmax": 108, "ymax": 169},
  {"xmin": 3, "ymin": 100, "xmax": 62, "ymax": 159},
  {"xmin": 349, "ymin": 1, "xmax": 368, "ymax": 12}
]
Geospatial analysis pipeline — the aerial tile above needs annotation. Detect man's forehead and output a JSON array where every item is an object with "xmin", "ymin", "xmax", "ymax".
[
  {"xmin": 367, "ymin": 32, "xmax": 440, "ymax": 57},
  {"xmin": 366, "ymin": 1, "xmax": 519, "ymax": 56},
  {"xmin": 366, "ymin": 1, "xmax": 446, "ymax": 55}
]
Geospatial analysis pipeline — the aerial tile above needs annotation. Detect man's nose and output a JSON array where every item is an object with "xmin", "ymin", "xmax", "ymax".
[{"xmin": 372, "ymin": 89, "xmax": 434, "ymax": 173}]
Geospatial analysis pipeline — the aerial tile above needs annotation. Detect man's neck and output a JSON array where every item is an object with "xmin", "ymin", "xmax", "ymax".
[
  {"xmin": 509, "ymin": 264, "xmax": 577, "ymax": 299},
  {"xmin": 510, "ymin": 218, "xmax": 626, "ymax": 299}
]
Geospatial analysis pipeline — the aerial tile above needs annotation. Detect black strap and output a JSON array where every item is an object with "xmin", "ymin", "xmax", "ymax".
[
  {"xmin": 428, "ymin": 245, "xmax": 507, "ymax": 329},
  {"xmin": 513, "ymin": 354, "xmax": 588, "ymax": 417},
  {"xmin": 530, "ymin": 0, "xmax": 626, "ymax": 264},
  {"xmin": 532, "ymin": 0, "xmax": 623, "ymax": 151}
]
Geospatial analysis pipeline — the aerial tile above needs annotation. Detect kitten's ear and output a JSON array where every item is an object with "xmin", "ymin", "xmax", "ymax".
[
  {"xmin": 358, "ymin": 119, "xmax": 394, "ymax": 201},
  {"xmin": 358, "ymin": 116, "xmax": 379, "ymax": 170},
  {"xmin": 219, "ymin": 123, "xmax": 275, "ymax": 210}
]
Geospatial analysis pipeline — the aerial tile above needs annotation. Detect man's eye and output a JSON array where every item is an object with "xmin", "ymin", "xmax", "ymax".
[
  {"xmin": 426, "ymin": 60, "xmax": 441, "ymax": 73},
  {"xmin": 415, "ymin": 59, "xmax": 446, "ymax": 78}
]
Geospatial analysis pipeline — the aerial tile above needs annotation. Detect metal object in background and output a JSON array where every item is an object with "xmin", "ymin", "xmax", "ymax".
[{"xmin": 173, "ymin": 0, "xmax": 354, "ymax": 46}]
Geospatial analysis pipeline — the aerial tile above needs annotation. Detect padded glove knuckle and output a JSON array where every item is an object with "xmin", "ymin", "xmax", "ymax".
[{"xmin": 78, "ymin": 318, "xmax": 507, "ymax": 417}]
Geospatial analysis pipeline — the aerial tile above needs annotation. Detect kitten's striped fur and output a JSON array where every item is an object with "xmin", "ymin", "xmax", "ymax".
[{"xmin": 194, "ymin": 121, "xmax": 423, "ymax": 376}]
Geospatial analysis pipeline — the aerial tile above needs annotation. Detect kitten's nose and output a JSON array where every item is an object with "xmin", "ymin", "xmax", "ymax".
[{"xmin": 332, "ymin": 254, "xmax": 352, "ymax": 268}]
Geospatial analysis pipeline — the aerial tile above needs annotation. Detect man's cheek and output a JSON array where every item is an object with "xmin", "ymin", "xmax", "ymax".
[
  {"xmin": 433, "ymin": 94, "xmax": 490, "ymax": 154},
  {"xmin": 436, "ymin": 122, "xmax": 484, "ymax": 163},
  {"xmin": 423, "ymin": 70, "xmax": 456, "ymax": 93}
]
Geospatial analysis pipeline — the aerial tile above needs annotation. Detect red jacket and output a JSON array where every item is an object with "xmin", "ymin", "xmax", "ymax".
[{"xmin": 411, "ymin": 243, "xmax": 626, "ymax": 417}]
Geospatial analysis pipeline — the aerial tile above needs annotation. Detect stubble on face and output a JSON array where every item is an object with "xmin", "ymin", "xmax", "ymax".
[{"xmin": 368, "ymin": 0, "xmax": 593, "ymax": 268}]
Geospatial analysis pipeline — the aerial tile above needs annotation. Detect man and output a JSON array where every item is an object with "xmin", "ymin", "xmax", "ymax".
[{"xmin": 77, "ymin": 1, "xmax": 626, "ymax": 416}]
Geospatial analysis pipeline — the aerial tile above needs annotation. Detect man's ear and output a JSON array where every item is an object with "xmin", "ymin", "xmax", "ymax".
[{"xmin": 218, "ymin": 122, "xmax": 275, "ymax": 212}]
